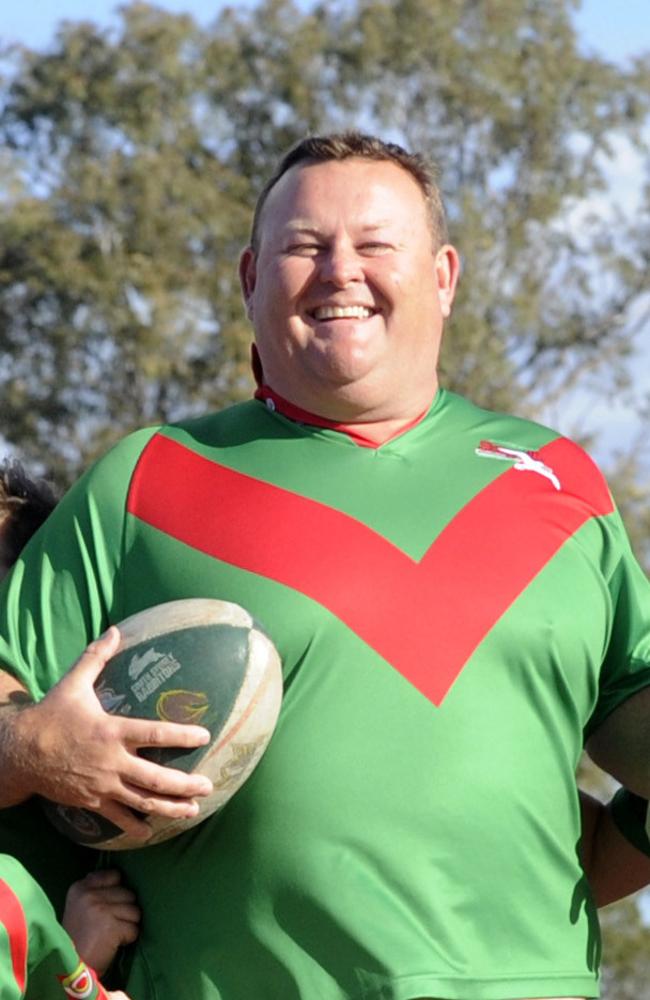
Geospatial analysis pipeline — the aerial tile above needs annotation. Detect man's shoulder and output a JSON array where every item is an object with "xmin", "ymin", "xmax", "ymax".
[
  {"xmin": 68, "ymin": 426, "xmax": 163, "ymax": 499},
  {"xmin": 84, "ymin": 402, "xmax": 260, "ymax": 476},
  {"xmin": 168, "ymin": 399, "xmax": 262, "ymax": 443},
  {"xmin": 443, "ymin": 393, "xmax": 615, "ymax": 514},
  {"xmin": 443, "ymin": 390, "xmax": 584, "ymax": 452}
]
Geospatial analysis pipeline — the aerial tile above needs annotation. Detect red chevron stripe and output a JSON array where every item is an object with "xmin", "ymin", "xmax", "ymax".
[
  {"xmin": 128, "ymin": 434, "xmax": 613, "ymax": 705},
  {"xmin": 0, "ymin": 880, "xmax": 28, "ymax": 992}
]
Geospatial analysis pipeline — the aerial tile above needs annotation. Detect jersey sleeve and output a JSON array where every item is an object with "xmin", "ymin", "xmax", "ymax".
[
  {"xmin": 0, "ymin": 427, "xmax": 159, "ymax": 698},
  {"xmin": 0, "ymin": 854, "xmax": 106, "ymax": 999},
  {"xmin": 585, "ymin": 504, "xmax": 650, "ymax": 737}
]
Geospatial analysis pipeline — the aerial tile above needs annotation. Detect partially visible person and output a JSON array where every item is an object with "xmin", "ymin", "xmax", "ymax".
[
  {"xmin": 0, "ymin": 853, "xmax": 137, "ymax": 999},
  {"xmin": 0, "ymin": 459, "xmax": 95, "ymax": 913},
  {"xmin": 0, "ymin": 459, "xmax": 58, "ymax": 579},
  {"xmin": 0, "ymin": 460, "xmax": 140, "ymax": 1000},
  {"xmin": 0, "ymin": 460, "xmax": 140, "ymax": 998}
]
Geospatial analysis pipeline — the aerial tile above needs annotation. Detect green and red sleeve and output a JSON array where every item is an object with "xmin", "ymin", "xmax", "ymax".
[{"xmin": 0, "ymin": 856, "xmax": 107, "ymax": 999}]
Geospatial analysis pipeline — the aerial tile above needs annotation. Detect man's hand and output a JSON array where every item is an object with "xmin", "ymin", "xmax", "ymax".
[
  {"xmin": 2, "ymin": 628, "xmax": 213, "ymax": 841},
  {"xmin": 62, "ymin": 868, "xmax": 141, "ymax": 975}
]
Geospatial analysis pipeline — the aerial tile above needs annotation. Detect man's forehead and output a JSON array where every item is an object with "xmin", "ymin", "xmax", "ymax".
[
  {"xmin": 258, "ymin": 158, "xmax": 427, "ymax": 237},
  {"xmin": 271, "ymin": 156, "xmax": 420, "ymax": 200},
  {"xmin": 285, "ymin": 218, "xmax": 397, "ymax": 233}
]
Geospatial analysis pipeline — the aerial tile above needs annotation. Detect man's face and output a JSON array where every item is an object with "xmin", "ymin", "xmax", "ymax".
[{"xmin": 239, "ymin": 157, "xmax": 459, "ymax": 421}]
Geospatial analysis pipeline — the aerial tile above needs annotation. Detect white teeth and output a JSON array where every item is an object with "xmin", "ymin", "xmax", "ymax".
[{"xmin": 312, "ymin": 305, "xmax": 373, "ymax": 320}]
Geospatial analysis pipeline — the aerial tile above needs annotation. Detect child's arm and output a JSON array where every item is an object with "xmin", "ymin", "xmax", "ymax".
[
  {"xmin": 62, "ymin": 869, "xmax": 141, "ymax": 976},
  {"xmin": 0, "ymin": 854, "xmax": 137, "ymax": 999}
]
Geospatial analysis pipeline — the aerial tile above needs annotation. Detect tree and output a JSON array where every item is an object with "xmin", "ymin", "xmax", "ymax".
[
  {"xmin": 606, "ymin": 435, "xmax": 650, "ymax": 571},
  {"xmin": 1, "ymin": 0, "xmax": 649, "ymax": 483},
  {"xmin": 0, "ymin": 5, "xmax": 251, "ymax": 479},
  {"xmin": 328, "ymin": 0, "xmax": 650, "ymax": 416},
  {"xmin": 599, "ymin": 896, "xmax": 650, "ymax": 1000}
]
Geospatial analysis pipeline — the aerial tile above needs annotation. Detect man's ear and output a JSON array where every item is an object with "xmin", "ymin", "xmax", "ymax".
[
  {"xmin": 434, "ymin": 244, "xmax": 461, "ymax": 319},
  {"xmin": 239, "ymin": 246, "xmax": 257, "ymax": 319}
]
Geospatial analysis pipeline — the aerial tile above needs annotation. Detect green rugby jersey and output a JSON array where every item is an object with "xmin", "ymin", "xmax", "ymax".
[
  {"xmin": 0, "ymin": 855, "xmax": 106, "ymax": 999},
  {"xmin": 2, "ymin": 389, "xmax": 650, "ymax": 1000}
]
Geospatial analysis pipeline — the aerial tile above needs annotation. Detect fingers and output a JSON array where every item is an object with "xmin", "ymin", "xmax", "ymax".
[
  {"xmin": 75, "ymin": 869, "xmax": 123, "ymax": 889},
  {"xmin": 100, "ymin": 749, "xmax": 213, "ymax": 822},
  {"xmin": 117, "ymin": 783, "xmax": 205, "ymax": 821},
  {"xmin": 26, "ymin": 628, "xmax": 214, "ymax": 825},
  {"xmin": 67, "ymin": 881, "xmax": 141, "ymax": 929},
  {"xmin": 99, "ymin": 801, "xmax": 154, "ymax": 842},
  {"xmin": 121, "ymin": 717, "xmax": 211, "ymax": 752},
  {"xmin": 64, "ymin": 869, "xmax": 142, "ymax": 966},
  {"xmin": 99, "ymin": 785, "xmax": 207, "ymax": 837},
  {"xmin": 122, "ymin": 754, "xmax": 213, "ymax": 799},
  {"xmin": 65, "ymin": 626, "xmax": 122, "ymax": 685},
  {"xmin": 92, "ymin": 894, "xmax": 140, "ymax": 918},
  {"xmin": 83, "ymin": 894, "xmax": 141, "ymax": 933},
  {"xmin": 73, "ymin": 870, "xmax": 139, "ymax": 907},
  {"xmin": 115, "ymin": 913, "xmax": 140, "ymax": 947}
]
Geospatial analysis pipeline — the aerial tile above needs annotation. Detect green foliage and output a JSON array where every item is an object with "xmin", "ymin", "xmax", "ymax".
[
  {"xmin": 327, "ymin": 0, "xmax": 650, "ymax": 414},
  {"xmin": 1, "ymin": 4, "xmax": 257, "ymax": 479},
  {"xmin": 606, "ymin": 439, "xmax": 650, "ymax": 572},
  {"xmin": 1, "ymin": 0, "xmax": 649, "ymax": 483},
  {"xmin": 599, "ymin": 896, "xmax": 650, "ymax": 999}
]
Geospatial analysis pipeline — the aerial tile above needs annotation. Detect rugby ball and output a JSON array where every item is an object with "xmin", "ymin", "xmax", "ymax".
[{"xmin": 43, "ymin": 599, "xmax": 283, "ymax": 850}]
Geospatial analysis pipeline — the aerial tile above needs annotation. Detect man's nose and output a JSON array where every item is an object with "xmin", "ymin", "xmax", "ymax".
[{"xmin": 318, "ymin": 242, "xmax": 363, "ymax": 286}]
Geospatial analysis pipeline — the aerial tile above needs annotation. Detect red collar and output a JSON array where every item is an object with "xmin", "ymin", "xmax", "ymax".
[
  {"xmin": 251, "ymin": 344, "xmax": 428, "ymax": 447},
  {"xmin": 254, "ymin": 383, "xmax": 428, "ymax": 448}
]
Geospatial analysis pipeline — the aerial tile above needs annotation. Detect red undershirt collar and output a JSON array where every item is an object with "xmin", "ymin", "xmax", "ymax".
[
  {"xmin": 253, "ymin": 383, "xmax": 428, "ymax": 449},
  {"xmin": 250, "ymin": 344, "xmax": 429, "ymax": 447}
]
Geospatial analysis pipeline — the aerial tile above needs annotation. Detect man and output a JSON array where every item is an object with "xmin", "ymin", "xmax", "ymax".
[{"xmin": 0, "ymin": 132, "xmax": 650, "ymax": 1000}]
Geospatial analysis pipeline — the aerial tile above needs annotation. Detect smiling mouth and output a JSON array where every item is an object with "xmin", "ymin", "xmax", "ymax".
[{"xmin": 310, "ymin": 305, "xmax": 376, "ymax": 321}]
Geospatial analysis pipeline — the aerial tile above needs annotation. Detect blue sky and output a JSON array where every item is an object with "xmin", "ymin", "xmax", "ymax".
[{"xmin": 2, "ymin": 0, "xmax": 649, "ymax": 63}]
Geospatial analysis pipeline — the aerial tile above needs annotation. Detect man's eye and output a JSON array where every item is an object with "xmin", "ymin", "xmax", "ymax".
[
  {"xmin": 286, "ymin": 243, "xmax": 322, "ymax": 256},
  {"xmin": 359, "ymin": 242, "xmax": 391, "ymax": 255}
]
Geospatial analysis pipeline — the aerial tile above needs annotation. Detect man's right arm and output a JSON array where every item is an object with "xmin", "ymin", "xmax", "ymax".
[
  {"xmin": 580, "ymin": 789, "xmax": 650, "ymax": 908},
  {"xmin": 0, "ymin": 668, "xmax": 37, "ymax": 806},
  {"xmin": 0, "ymin": 629, "xmax": 213, "ymax": 843}
]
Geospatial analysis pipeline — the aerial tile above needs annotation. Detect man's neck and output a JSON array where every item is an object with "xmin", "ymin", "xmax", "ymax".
[{"xmin": 255, "ymin": 384, "xmax": 432, "ymax": 448}]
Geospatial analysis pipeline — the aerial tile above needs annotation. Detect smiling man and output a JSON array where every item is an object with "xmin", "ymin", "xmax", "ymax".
[
  {"xmin": 239, "ymin": 151, "xmax": 458, "ymax": 434},
  {"xmin": 0, "ymin": 132, "xmax": 650, "ymax": 1000}
]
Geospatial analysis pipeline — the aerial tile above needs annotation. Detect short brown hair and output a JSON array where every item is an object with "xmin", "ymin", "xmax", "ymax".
[
  {"xmin": 250, "ymin": 131, "xmax": 448, "ymax": 251},
  {"xmin": 0, "ymin": 460, "xmax": 58, "ymax": 571}
]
